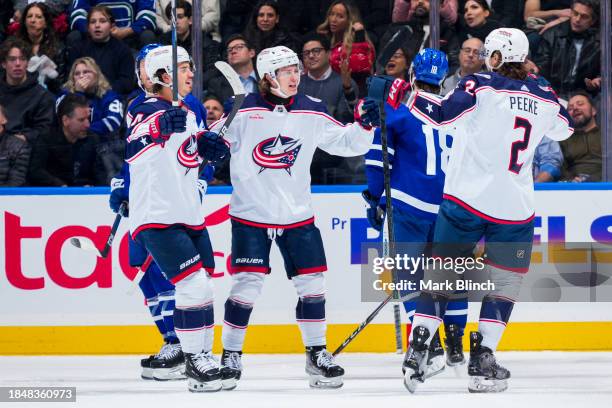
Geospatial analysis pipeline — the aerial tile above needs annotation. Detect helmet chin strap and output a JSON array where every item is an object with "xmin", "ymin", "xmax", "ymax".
[
  {"xmin": 485, "ymin": 56, "xmax": 505, "ymax": 71},
  {"xmin": 268, "ymin": 75, "xmax": 300, "ymax": 99}
]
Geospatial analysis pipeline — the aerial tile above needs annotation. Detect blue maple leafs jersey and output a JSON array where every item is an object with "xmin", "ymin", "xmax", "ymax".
[
  {"xmin": 366, "ymin": 102, "xmax": 453, "ymax": 221},
  {"xmin": 70, "ymin": 0, "xmax": 156, "ymax": 34}
]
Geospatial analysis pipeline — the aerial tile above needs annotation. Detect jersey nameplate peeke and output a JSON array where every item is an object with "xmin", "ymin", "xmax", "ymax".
[{"xmin": 509, "ymin": 96, "xmax": 539, "ymax": 115}]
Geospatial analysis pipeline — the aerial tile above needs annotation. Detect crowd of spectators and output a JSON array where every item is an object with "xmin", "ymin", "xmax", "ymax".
[{"xmin": 0, "ymin": 0, "xmax": 606, "ymax": 187}]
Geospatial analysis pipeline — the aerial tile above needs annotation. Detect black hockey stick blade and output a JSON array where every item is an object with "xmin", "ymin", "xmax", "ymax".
[{"xmin": 376, "ymin": 26, "xmax": 412, "ymax": 75}]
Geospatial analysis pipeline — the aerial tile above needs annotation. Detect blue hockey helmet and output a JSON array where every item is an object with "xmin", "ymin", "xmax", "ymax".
[
  {"xmin": 135, "ymin": 43, "xmax": 162, "ymax": 90},
  {"xmin": 412, "ymin": 48, "xmax": 449, "ymax": 86}
]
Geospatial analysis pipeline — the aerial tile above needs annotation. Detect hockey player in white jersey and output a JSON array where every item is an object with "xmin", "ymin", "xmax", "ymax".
[
  {"xmin": 402, "ymin": 28, "xmax": 574, "ymax": 393},
  {"xmin": 125, "ymin": 45, "xmax": 229, "ymax": 393},
  {"xmin": 209, "ymin": 45, "xmax": 379, "ymax": 389}
]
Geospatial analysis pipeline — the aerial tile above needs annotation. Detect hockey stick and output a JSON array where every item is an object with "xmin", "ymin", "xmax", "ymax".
[
  {"xmin": 213, "ymin": 61, "xmax": 246, "ymax": 140},
  {"xmin": 333, "ymin": 28, "xmax": 412, "ymax": 357},
  {"xmin": 170, "ymin": 0, "xmax": 179, "ymax": 106},
  {"xmin": 70, "ymin": 201, "xmax": 127, "ymax": 258}
]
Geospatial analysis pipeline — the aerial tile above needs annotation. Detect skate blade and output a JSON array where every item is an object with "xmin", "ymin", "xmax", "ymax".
[
  {"xmin": 188, "ymin": 378, "xmax": 222, "ymax": 392},
  {"xmin": 221, "ymin": 378, "xmax": 238, "ymax": 391},
  {"xmin": 308, "ymin": 374, "xmax": 343, "ymax": 389},
  {"xmin": 424, "ymin": 355, "xmax": 445, "ymax": 379},
  {"xmin": 403, "ymin": 368, "xmax": 424, "ymax": 393},
  {"xmin": 141, "ymin": 367, "xmax": 154, "ymax": 380},
  {"xmin": 468, "ymin": 376, "xmax": 508, "ymax": 393},
  {"xmin": 152, "ymin": 364, "xmax": 187, "ymax": 381},
  {"xmin": 446, "ymin": 357, "xmax": 466, "ymax": 367}
]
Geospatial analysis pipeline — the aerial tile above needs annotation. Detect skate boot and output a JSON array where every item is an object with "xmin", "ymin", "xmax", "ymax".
[
  {"xmin": 305, "ymin": 346, "xmax": 344, "ymax": 389},
  {"xmin": 140, "ymin": 355, "xmax": 155, "ymax": 380},
  {"xmin": 467, "ymin": 331, "xmax": 510, "ymax": 393},
  {"xmin": 402, "ymin": 326, "xmax": 430, "ymax": 393},
  {"xmin": 150, "ymin": 342, "xmax": 186, "ymax": 381},
  {"xmin": 220, "ymin": 349, "xmax": 243, "ymax": 391},
  {"xmin": 444, "ymin": 324, "xmax": 466, "ymax": 366},
  {"xmin": 185, "ymin": 351, "xmax": 222, "ymax": 392},
  {"xmin": 424, "ymin": 329, "xmax": 445, "ymax": 379}
]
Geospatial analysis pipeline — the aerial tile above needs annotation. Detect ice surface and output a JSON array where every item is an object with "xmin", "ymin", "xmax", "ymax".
[{"xmin": 1, "ymin": 352, "xmax": 611, "ymax": 408}]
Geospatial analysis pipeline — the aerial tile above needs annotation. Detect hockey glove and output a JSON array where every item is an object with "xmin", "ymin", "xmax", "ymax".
[
  {"xmin": 197, "ymin": 164, "xmax": 216, "ymax": 202},
  {"xmin": 366, "ymin": 75, "xmax": 411, "ymax": 109},
  {"xmin": 197, "ymin": 131, "xmax": 229, "ymax": 164},
  {"xmin": 109, "ymin": 177, "xmax": 129, "ymax": 217},
  {"xmin": 149, "ymin": 107, "xmax": 187, "ymax": 143},
  {"xmin": 362, "ymin": 189, "xmax": 384, "ymax": 231},
  {"xmin": 355, "ymin": 98, "xmax": 381, "ymax": 129}
]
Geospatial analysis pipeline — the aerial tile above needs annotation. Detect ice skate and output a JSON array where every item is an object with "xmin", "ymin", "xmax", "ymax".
[
  {"xmin": 402, "ymin": 326, "xmax": 431, "ymax": 393},
  {"xmin": 445, "ymin": 324, "xmax": 466, "ymax": 367},
  {"xmin": 140, "ymin": 355, "xmax": 155, "ymax": 380},
  {"xmin": 185, "ymin": 351, "xmax": 222, "ymax": 392},
  {"xmin": 424, "ymin": 329, "xmax": 445, "ymax": 379},
  {"xmin": 467, "ymin": 331, "xmax": 510, "ymax": 393},
  {"xmin": 220, "ymin": 349, "xmax": 243, "ymax": 390},
  {"xmin": 305, "ymin": 346, "xmax": 344, "ymax": 389},
  {"xmin": 150, "ymin": 342, "xmax": 186, "ymax": 381}
]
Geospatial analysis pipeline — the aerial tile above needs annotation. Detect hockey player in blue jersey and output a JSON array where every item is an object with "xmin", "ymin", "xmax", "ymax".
[
  {"xmin": 403, "ymin": 29, "xmax": 574, "ymax": 393},
  {"xmin": 209, "ymin": 45, "xmax": 379, "ymax": 390},
  {"xmin": 111, "ymin": 45, "xmax": 227, "ymax": 392},
  {"xmin": 364, "ymin": 48, "xmax": 468, "ymax": 383}
]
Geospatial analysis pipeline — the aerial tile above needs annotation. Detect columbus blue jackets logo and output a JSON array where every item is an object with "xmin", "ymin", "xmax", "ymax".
[
  {"xmin": 177, "ymin": 136, "xmax": 201, "ymax": 171},
  {"xmin": 252, "ymin": 135, "xmax": 302, "ymax": 174}
]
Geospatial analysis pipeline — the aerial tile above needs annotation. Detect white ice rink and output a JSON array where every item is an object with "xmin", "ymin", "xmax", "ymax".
[{"xmin": 1, "ymin": 352, "xmax": 611, "ymax": 408}]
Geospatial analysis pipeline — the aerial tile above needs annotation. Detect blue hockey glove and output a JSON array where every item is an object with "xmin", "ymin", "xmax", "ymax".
[
  {"xmin": 355, "ymin": 98, "xmax": 381, "ymax": 129},
  {"xmin": 362, "ymin": 189, "xmax": 384, "ymax": 231},
  {"xmin": 109, "ymin": 177, "xmax": 129, "ymax": 217},
  {"xmin": 149, "ymin": 107, "xmax": 187, "ymax": 143},
  {"xmin": 197, "ymin": 131, "xmax": 229, "ymax": 164},
  {"xmin": 197, "ymin": 164, "xmax": 216, "ymax": 202}
]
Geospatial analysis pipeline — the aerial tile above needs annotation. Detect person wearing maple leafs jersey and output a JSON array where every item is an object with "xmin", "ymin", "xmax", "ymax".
[{"xmin": 209, "ymin": 45, "xmax": 379, "ymax": 390}]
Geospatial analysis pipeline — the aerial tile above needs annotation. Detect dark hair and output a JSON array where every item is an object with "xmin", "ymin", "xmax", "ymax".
[
  {"xmin": 0, "ymin": 37, "xmax": 32, "ymax": 63},
  {"xmin": 17, "ymin": 2, "xmax": 59, "ymax": 58},
  {"xmin": 464, "ymin": 0, "xmax": 491, "ymax": 12},
  {"xmin": 572, "ymin": 0, "xmax": 599, "ymax": 23},
  {"xmin": 87, "ymin": 5, "xmax": 115, "ymax": 25},
  {"xmin": 496, "ymin": 62, "xmax": 529, "ymax": 81},
  {"xmin": 415, "ymin": 81, "xmax": 440, "ymax": 94},
  {"xmin": 568, "ymin": 89, "xmax": 594, "ymax": 105},
  {"xmin": 300, "ymin": 33, "xmax": 331, "ymax": 52},
  {"xmin": 203, "ymin": 95, "xmax": 222, "ymax": 104},
  {"xmin": 165, "ymin": 0, "xmax": 192, "ymax": 20},
  {"xmin": 247, "ymin": 1, "xmax": 281, "ymax": 31},
  {"xmin": 225, "ymin": 33, "xmax": 254, "ymax": 50},
  {"xmin": 57, "ymin": 93, "xmax": 90, "ymax": 121}
]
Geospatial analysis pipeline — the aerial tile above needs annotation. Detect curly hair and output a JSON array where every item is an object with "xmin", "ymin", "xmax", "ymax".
[
  {"xmin": 17, "ymin": 2, "xmax": 59, "ymax": 59},
  {"xmin": 64, "ymin": 57, "xmax": 112, "ymax": 98}
]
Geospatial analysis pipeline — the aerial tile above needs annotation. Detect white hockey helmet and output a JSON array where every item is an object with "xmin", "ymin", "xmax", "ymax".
[
  {"xmin": 144, "ymin": 45, "xmax": 191, "ymax": 88},
  {"xmin": 483, "ymin": 28, "xmax": 529, "ymax": 70},
  {"xmin": 256, "ymin": 46, "xmax": 301, "ymax": 80}
]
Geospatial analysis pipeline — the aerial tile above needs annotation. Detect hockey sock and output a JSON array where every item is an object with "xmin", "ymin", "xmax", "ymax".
[
  {"xmin": 478, "ymin": 295, "xmax": 514, "ymax": 352},
  {"xmin": 139, "ymin": 270, "xmax": 169, "ymax": 338},
  {"xmin": 159, "ymin": 290, "xmax": 178, "ymax": 343},
  {"xmin": 443, "ymin": 296, "xmax": 468, "ymax": 337},
  {"xmin": 296, "ymin": 294, "xmax": 326, "ymax": 346},
  {"xmin": 409, "ymin": 292, "xmax": 448, "ymax": 345},
  {"xmin": 222, "ymin": 297, "xmax": 254, "ymax": 351},
  {"xmin": 173, "ymin": 270, "xmax": 215, "ymax": 354}
]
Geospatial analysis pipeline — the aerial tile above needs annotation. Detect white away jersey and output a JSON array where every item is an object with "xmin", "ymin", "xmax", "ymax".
[
  {"xmin": 210, "ymin": 93, "xmax": 374, "ymax": 227},
  {"xmin": 125, "ymin": 97, "xmax": 204, "ymax": 237},
  {"xmin": 409, "ymin": 72, "xmax": 574, "ymax": 222}
]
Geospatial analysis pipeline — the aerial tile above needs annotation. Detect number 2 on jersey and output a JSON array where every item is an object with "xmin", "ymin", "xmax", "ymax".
[{"xmin": 508, "ymin": 117, "xmax": 532, "ymax": 174}]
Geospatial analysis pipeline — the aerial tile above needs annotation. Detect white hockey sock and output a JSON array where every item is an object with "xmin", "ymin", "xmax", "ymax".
[
  {"xmin": 293, "ymin": 274, "xmax": 327, "ymax": 347},
  {"xmin": 173, "ymin": 270, "xmax": 214, "ymax": 354},
  {"xmin": 409, "ymin": 314, "xmax": 442, "ymax": 345},
  {"xmin": 478, "ymin": 320, "xmax": 506, "ymax": 352}
]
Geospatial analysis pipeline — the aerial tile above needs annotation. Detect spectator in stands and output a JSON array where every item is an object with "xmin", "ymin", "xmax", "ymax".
[
  {"xmin": 0, "ymin": 38, "xmax": 54, "ymax": 146},
  {"xmin": 316, "ymin": 0, "xmax": 376, "ymax": 96},
  {"xmin": 243, "ymin": 0, "xmax": 298, "ymax": 54},
  {"xmin": 16, "ymin": 2, "xmax": 66, "ymax": 94},
  {"xmin": 524, "ymin": 0, "xmax": 572, "ymax": 53},
  {"xmin": 29, "ymin": 93, "xmax": 105, "ymax": 186},
  {"xmin": 383, "ymin": 45, "xmax": 412, "ymax": 81},
  {"xmin": 67, "ymin": 6, "xmax": 136, "ymax": 96},
  {"xmin": 0, "ymin": 103, "xmax": 31, "ymax": 186},
  {"xmin": 385, "ymin": 0, "xmax": 459, "ymax": 72},
  {"xmin": 560, "ymin": 91, "xmax": 601, "ymax": 182},
  {"xmin": 299, "ymin": 32, "xmax": 358, "ymax": 123},
  {"xmin": 206, "ymin": 34, "xmax": 257, "ymax": 104},
  {"xmin": 203, "ymin": 95, "xmax": 223, "ymax": 128},
  {"xmin": 219, "ymin": 0, "xmax": 255, "ymax": 43},
  {"xmin": 534, "ymin": 0, "xmax": 600, "ymax": 99},
  {"xmin": 156, "ymin": 0, "xmax": 221, "ymax": 42},
  {"xmin": 457, "ymin": 0, "xmax": 501, "ymax": 44},
  {"xmin": 159, "ymin": 0, "xmax": 221, "ymax": 75},
  {"xmin": 60, "ymin": 57, "xmax": 124, "ymax": 141},
  {"xmin": 349, "ymin": 0, "xmax": 392, "ymax": 48},
  {"xmin": 441, "ymin": 37, "xmax": 484, "ymax": 95},
  {"xmin": 68, "ymin": 0, "xmax": 156, "ymax": 50},
  {"xmin": 393, "ymin": 0, "xmax": 459, "ymax": 25},
  {"xmin": 533, "ymin": 136, "xmax": 564, "ymax": 182}
]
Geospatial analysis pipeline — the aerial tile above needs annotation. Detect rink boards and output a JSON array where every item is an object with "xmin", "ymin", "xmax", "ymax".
[{"xmin": 1, "ymin": 184, "xmax": 611, "ymax": 354}]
